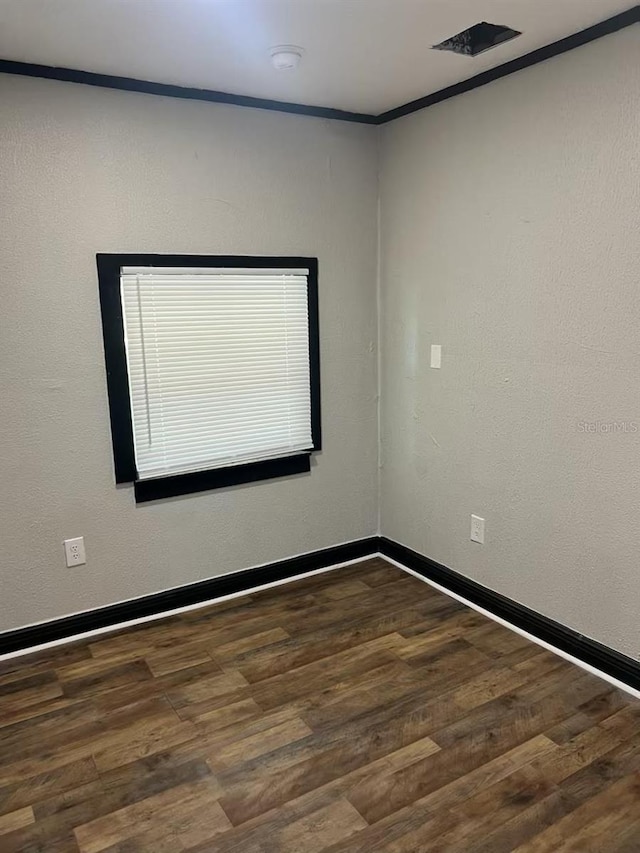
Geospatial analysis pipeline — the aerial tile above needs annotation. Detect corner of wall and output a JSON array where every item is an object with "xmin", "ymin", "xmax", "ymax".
[{"xmin": 375, "ymin": 125, "xmax": 383, "ymax": 536}]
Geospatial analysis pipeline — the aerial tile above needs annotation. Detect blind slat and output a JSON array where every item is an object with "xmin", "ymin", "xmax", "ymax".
[{"xmin": 121, "ymin": 266, "xmax": 313, "ymax": 480}]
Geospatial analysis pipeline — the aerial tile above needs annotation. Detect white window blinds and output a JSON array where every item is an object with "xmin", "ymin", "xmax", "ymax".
[{"xmin": 120, "ymin": 267, "xmax": 313, "ymax": 481}]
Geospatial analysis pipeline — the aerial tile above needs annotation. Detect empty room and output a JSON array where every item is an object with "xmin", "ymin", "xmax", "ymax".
[{"xmin": 1, "ymin": 0, "xmax": 640, "ymax": 850}]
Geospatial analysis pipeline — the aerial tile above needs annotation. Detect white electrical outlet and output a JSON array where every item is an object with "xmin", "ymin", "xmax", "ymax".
[
  {"xmin": 430, "ymin": 344, "xmax": 442, "ymax": 369},
  {"xmin": 470, "ymin": 515, "xmax": 485, "ymax": 544},
  {"xmin": 64, "ymin": 537, "xmax": 86, "ymax": 567}
]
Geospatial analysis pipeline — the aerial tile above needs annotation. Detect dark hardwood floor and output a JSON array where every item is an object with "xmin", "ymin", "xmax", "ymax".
[{"xmin": 1, "ymin": 558, "xmax": 639, "ymax": 852}]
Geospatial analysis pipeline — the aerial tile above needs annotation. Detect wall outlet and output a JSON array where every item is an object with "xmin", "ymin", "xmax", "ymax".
[
  {"xmin": 64, "ymin": 537, "xmax": 86, "ymax": 567},
  {"xmin": 470, "ymin": 515, "xmax": 485, "ymax": 544},
  {"xmin": 430, "ymin": 344, "xmax": 442, "ymax": 369}
]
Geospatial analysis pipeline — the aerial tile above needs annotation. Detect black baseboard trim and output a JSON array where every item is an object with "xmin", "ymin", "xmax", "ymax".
[
  {"xmin": 377, "ymin": 7, "xmax": 640, "ymax": 123},
  {"xmin": 0, "ymin": 537, "xmax": 378, "ymax": 656},
  {"xmin": 3, "ymin": 534, "xmax": 639, "ymax": 695},
  {"xmin": 379, "ymin": 537, "xmax": 640, "ymax": 692}
]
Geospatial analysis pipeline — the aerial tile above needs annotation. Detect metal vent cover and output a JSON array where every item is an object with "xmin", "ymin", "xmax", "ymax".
[{"xmin": 433, "ymin": 22, "xmax": 522, "ymax": 57}]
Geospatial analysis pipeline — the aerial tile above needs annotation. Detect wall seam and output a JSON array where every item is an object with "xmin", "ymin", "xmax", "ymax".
[{"xmin": 375, "ymin": 126, "xmax": 383, "ymax": 536}]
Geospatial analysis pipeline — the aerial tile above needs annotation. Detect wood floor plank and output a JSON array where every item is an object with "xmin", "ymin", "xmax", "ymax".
[
  {"xmin": 327, "ymin": 737, "xmax": 558, "ymax": 853},
  {"xmin": 1, "ymin": 558, "xmax": 639, "ymax": 851},
  {"xmin": 299, "ymin": 659, "xmax": 429, "ymax": 730},
  {"xmin": 164, "ymin": 667, "xmax": 249, "ymax": 709},
  {"xmin": 358, "ymin": 562, "xmax": 413, "ymax": 588},
  {"xmin": 248, "ymin": 635, "xmax": 406, "ymax": 711},
  {"xmin": 177, "ymin": 695, "xmax": 262, "ymax": 725},
  {"xmin": 394, "ymin": 610, "xmax": 487, "ymax": 659},
  {"xmin": 0, "ymin": 805, "xmax": 35, "ymax": 835},
  {"xmin": 92, "ymin": 718, "xmax": 198, "ymax": 774},
  {"xmin": 0, "ymin": 699, "xmax": 100, "ymax": 757},
  {"xmin": 312, "ymin": 579, "xmax": 372, "ymax": 602},
  {"xmin": 274, "ymin": 799, "xmax": 368, "ymax": 853},
  {"xmin": 187, "ymin": 737, "xmax": 440, "ymax": 853},
  {"xmin": 211, "ymin": 627, "xmax": 290, "ymax": 663},
  {"xmin": 0, "ymin": 757, "xmax": 98, "ymax": 818},
  {"xmin": 232, "ymin": 607, "xmax": 432, "ymax": 684},
  {"xmin": 514, "ymin": 771, "xmax": 640, "ymax": 852},
  {"xmin": 73, "ymin": 778, "xmax": 229, "ymax": 853},
  {"xmin": 0, "ymin": 643, "xmax": 91, "ymax": 681},
  {"xmin": 469, "ymin": 736, "xmax": 640, "ymax": 851},
  {"xmin": 554, "ymin": 801, "xmax": 640, "ymax": 853},
  {"xmin": 144, "ymin": 643, "xmax": 214, "ymax": 678},
  {"xmin": 0, "ymin": 678, "xmax": 64, "ymax": 714},
  {"xmin": 208, "ymin": 716, "xmax": 313, "ymax": 771},
  {"xmin": 606, "ymin": 817, "xmax": 640, "ymax": 853}
]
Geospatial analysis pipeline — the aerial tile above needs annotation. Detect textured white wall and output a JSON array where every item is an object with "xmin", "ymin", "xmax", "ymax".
[
  {"xmin": 0, "ymin": 76, "xmax": 379, "ymax": 631},
  {"xmin": 379, "ymin": 26, "xmax": 640, "ymax": 658}
]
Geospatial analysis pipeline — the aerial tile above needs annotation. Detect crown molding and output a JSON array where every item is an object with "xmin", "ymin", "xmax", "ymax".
[
  {"xmin": 0, "ymin": 7, "xmax": 637, "ymax": 124},
  {"xmin": 377, "ymin": 6, "xmax": 640, "ymax": 123}
]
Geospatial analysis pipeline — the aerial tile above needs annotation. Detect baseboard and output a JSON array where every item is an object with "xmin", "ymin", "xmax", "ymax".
[
  {"xmin": 0, "ymin": 537, "xmax": 378, "ymax": 656},
  {"xmin": 3, "ymin": 534, "xmax": 638, "ymax": 696},
  {"xmin": 378, "ymin": 537, "xmax": 640, "ymax": 694}
]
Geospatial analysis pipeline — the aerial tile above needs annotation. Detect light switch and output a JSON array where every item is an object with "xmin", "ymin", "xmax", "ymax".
[
  {"xmin": 470, "ymin": 516, "xmax": 485, "ymax": 544},
  {"xmin": 430, "ymin": 344, "xmax": 442, "ymax": 369}
]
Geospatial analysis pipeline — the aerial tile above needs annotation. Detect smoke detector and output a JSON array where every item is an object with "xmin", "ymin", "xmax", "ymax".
[{"xmin": 269, "ymin": 45, "xmax": 304, "ymax": 71}]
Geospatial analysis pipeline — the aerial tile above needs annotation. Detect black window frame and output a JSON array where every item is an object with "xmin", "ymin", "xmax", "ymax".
[{"xmin": 97, "ymin": 253, "xmax": 321, "ymax": 502}]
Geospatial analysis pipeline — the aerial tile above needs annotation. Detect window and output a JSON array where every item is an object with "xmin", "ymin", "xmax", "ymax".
[{"xmin": 97, "ymin": 255, "xmax": 321, "ymax": 502}]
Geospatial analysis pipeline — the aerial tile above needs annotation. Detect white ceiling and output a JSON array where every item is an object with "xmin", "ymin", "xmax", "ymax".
[{"xmin": 0, "ymin": 0, "xmax": 633, "ymax": 115}]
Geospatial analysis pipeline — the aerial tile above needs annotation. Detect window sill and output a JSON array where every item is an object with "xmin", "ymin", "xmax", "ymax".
[{"xmin": 133, "ymin": 453, "xmax": 312, "ymax": 503}]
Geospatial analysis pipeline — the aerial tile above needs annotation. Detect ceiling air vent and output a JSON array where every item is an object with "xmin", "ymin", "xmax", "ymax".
[{"xmin": 433, "ymin": 22, "xmax": 522, "ymax": 57}]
